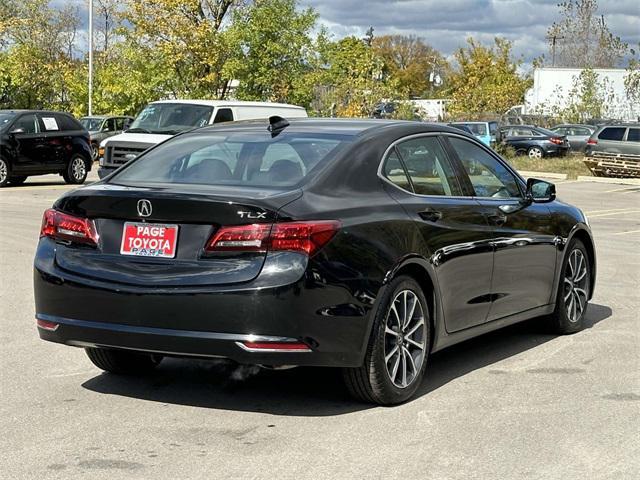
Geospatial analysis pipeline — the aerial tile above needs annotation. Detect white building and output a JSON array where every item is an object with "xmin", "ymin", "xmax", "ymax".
[{"xmin": 523, "ymin": 67, "xmax": 639, "ymax": 122}]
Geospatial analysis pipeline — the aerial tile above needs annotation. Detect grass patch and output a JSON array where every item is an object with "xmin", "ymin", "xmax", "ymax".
[{"xmin": 503, "ymin": 154, "xmax": 592, "ymax": 180}]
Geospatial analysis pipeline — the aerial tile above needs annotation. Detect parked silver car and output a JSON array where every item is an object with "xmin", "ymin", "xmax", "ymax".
[
  {"xmin": 550, "ymin": 124, "xmax": 596, "ymax": 153},
  {"xmin": 80, "ymin": 115, "xmax": 134, "ymax": 161},
  {"xmin": 585, "ymin": 124, "xmax": 640, "ymax": 156}
]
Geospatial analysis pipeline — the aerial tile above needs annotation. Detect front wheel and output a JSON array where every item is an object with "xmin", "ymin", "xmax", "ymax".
[
  {"xmin": 91, "ymin": 143, "xmax": 99, "ymax": 161},
  {"xmin": 547, "ymin": 239, "xmax": 591, "ymax": 334},
  {"xmin": 85, "ymin": 347, "xmax": 162, "ymax": 375},
  {"xmin": 343, "ymin": 276, "xmax": 430, "ymax": 405},
  {"xmin": 528, "ymin": 146, "xmax": 544, "ymax": 159},
  {"xmin": 63, "ymin": 155, "xmax": 88, "ymax": 184}
]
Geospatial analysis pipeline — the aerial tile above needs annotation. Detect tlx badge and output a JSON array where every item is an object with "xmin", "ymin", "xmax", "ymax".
[{"xmin": 237, "ymin": 210, "xmax": 267, "ymax": 219}]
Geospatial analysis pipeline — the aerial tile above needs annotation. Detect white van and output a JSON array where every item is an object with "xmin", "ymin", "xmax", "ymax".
[{"xmin": 97, "ymin": 100, "xmax": 307, "ymax": 178}]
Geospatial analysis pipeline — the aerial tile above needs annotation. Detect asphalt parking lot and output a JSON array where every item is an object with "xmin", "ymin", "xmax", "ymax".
[{"xmin": 1, "ymin": 172, "xmax": 638, "ymax": 479}]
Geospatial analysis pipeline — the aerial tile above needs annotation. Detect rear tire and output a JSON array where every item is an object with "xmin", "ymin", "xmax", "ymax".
[
  {"xmin": 85, "ymin": 347, "xmax": 162, "ymax": 375},
  {"xmin": 63, "ymin": 155, "xmax": 88, "ymax": 184},
  {"xmin": 0, "ymin": 157, "xmax": 9, "ymax": 187},
  {"xmin": 528, "ymin": 146, "xmax": 544, "ymax": 158},
  {"xmin": 343, "ymin": 275, "xmax": 430, "ymax": 405},
  {"xmin": 547, "ymin": 239, "xmax": 590, "ymax": 334}
]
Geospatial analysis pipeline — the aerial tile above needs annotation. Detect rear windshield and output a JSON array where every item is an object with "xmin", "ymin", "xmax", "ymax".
[
  {"xmin": 81, "ymin": 117, "xmax": 103, "ymax": 131},
  {"xmin": 110, "ymin": 131, "xmax": 354, "ymax": 188},
  {"xmin": 128, "ymin": 103, "xmax": 214, "ymax": 135}
]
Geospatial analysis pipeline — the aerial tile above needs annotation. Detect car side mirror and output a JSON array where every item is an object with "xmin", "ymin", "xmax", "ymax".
[{"xmin": 526, "ymin": 178, "xmax": 556, "ymax": 203}]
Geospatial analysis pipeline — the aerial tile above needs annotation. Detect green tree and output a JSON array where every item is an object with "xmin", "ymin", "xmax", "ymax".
[
  {"xmin": 555, "ymin": 68, "xmax": 613, "ymax": 122},
  {"xmin": 372, "ymin": 35, "xmax": 447, "ymax": 98},
  {"xmin": 446, "ymin": 38, "xmax": 530, "ymax": 117},
  {"xmin": 0, "ymin": 0, "xmax": 80, "ymax": 110},
  {"xmin": 224, "ymin": 0, "xmax": 317, "ymax": 104},
  {"xmin": 624, "ymin": 45, "xmax": 640, "ymax": 105},
  {"xmin": 546, "ymin": 0, "xmax": 628, "ymax": 68},
  {"xmin": 314, "ymin": 36, "xmax": 400, "ymax": 117},
  {"xmin": 122, "ymin": 0, "xmax": 242, "ymax": 99}
]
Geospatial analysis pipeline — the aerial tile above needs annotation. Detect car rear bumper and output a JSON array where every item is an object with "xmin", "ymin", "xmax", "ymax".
[{"xmin": 34, "ymin": 242, "xmax": 374, "ymax": 368}]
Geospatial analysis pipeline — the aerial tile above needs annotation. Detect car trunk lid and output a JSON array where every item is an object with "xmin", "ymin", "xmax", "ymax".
[{"xmin": 52, "ymin": 183, "xmax": 301, "ymax": 287}]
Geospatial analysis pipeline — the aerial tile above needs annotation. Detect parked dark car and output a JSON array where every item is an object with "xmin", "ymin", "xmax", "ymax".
[
  {"xmin": 498, "ymin": 125, "xmax": 570, "ymax": 158},
  {"xmin": 550, "ymin": 124, "xmax": 597, "ymax": 153},
  {"xmin": 80, "ymin": 115, "xmax": 133, "ymax": 161},
  {"xmin": 585, "ymin": 124, "xmax": 640, "ymax": 157},
  {"xmin": 34, "ymin": 118, "xmax": 595, "ymax": 405},
  {"xmin": 0, "ymin": 110, "xmax": 92, "ymax": 187}
]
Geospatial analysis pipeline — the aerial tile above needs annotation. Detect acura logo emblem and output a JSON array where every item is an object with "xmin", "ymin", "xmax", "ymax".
[{"xmin": 137, "ymin": 199, "xmax": 152, "ymax": 217}]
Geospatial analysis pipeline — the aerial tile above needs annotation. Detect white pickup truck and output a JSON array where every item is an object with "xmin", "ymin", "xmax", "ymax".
[{"xmin": 98, "ymin": 100, "xmax": 307, "ymax": 178}]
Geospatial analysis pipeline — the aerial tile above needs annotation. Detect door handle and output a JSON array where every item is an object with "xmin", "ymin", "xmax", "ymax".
[
  {"xmin": 418, "ymin": 209, "xmax": 442, "ymax": 222},
  {"xmin": 487, "ymin": 213, "xmax": 507, "ymax": 226}
]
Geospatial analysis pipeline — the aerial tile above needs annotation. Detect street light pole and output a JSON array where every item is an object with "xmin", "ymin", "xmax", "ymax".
[{"xmin": 88, "ymin": 0, "xmax": 93, "ymax": 115}]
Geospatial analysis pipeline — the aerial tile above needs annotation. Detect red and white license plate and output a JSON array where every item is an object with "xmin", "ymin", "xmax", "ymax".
[{"xmin": 120, "ymin": 222, "xmax": 179, "ymax": 258}]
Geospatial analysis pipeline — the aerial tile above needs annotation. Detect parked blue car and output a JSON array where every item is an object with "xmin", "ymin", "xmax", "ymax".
[{"xmin": 449, "ymin": 121, "xmax": 499, "ymax": 147}]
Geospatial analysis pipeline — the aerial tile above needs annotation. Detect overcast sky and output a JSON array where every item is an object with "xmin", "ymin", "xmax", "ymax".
[
  {"xmin": 57, "ymin": 0, "xmax": 640, "ymax": 66},
  {"xmin": 300, "ymin": 0, "xmax": 640, "ymax": 65}
]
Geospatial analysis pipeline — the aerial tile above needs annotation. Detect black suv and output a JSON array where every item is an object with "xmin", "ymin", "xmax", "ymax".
[{"xmin": 0, "ymin": 110, "xmax": 92, "ymax": 187}]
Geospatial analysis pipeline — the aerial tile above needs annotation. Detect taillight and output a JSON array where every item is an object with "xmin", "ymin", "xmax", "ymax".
[
  {"xmin": 205, "ymin": 221, "xmax": 340, "ymax": 256},
  {"xmin": 549, "ymin": 137, "xmax": 563, "ymax": 145},
  {"xmin": 587, "ymin": 138, "xmax": 597, "ymax": 145},
  {"xmin": 40, "ymin": 208, "xmax": 98, "ymax": 246}
]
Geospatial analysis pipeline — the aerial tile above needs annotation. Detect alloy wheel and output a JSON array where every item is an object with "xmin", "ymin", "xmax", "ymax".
[
  {"xmin": 0, "ymin": 159, "xmax": 7, "ymax": 184},
  {"xmin": 563, "ymin": 249, "xmax": 588, "ymax": 323},
  {"xmin": 383, "ymin": 290, "xmax": 426, "ymax": 388},
  {"xmin": 72, "ymin": 158, "xmax": 86, "ymax": 181},
  {"xmin": 528, "ymin": 147, "xmax": 543, "ymax": 159},
  {"xmin": 91, "ymin": 144, "xmax": 99, "ymax": 161}
]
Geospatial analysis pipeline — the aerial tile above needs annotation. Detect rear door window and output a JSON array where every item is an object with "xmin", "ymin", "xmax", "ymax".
[
  {"xmin": 626, "ymin": 128, "xmax": 640, "ymax": 142},
  {"xmin": 54, "ymin": 114, "xmax": 83, "ymax": 131},
  {"xmin": 394, "ymin": 136, "xmax": 461, "ymax": 196},
  {"xmin": 598, "ymin": 127, "xmax": 626, "ymax": 141},
  {"xmin": 40, "ymin": 115, "xmax": 60, "ymax": 131}
]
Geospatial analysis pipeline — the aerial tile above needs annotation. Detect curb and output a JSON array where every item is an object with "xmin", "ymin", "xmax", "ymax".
[
  {"xmin": 576, "ymin": 176, "xmax": 640, "ymax": 186},
  {"xmin": 519, "ymin": 171, "xmax": 567, "ymax": 180}
]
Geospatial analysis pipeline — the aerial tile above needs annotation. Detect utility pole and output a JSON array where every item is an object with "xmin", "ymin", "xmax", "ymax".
[
  {"xmin": 546, "ymin": 33, "xmax": 565, "ymax": 67},
  {"xmin": 88, "ymin": 0, "xmax": 93, "ymax": 115}
]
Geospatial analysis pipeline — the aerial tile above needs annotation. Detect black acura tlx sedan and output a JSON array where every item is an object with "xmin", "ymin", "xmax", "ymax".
[{"xmin": 34, "ymin": 117, "xmax": 596, "ymax": 405}]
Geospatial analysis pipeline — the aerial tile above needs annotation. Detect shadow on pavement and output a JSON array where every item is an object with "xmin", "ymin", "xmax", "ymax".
[{"xmin": 82, "ymin": 303, "xmax": 612, "ymax": 416}]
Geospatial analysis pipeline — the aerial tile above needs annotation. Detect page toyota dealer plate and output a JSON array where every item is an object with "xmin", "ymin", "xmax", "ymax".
[{"xmin": 120, "ymin": 222, "xmax": 179, "ymax": 258}]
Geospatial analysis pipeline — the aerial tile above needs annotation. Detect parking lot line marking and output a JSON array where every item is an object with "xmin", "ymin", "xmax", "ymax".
[
  {"xmin": 588, "ymin": 210, "xmax": 640, "ymax": 218},
  {"xmin": 584, "ymin": 208, "xmax": 631, "ymax": 215},
  {"xmin": 611, "ymin": 229, "xmax": 640, "ymax": 236},
  {"xmin": 0, "ymin": 185, "xmax": 71, "ymax": 192},
  {"xmin": 604, "ymin": 186, "xmax": 640, "ymax": 193}
]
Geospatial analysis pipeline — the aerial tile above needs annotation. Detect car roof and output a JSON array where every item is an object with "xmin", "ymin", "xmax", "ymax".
[
  {"xmin": 0, "ymin": 109, "xmax": 72, "ymax": 115},
  {"xmin": 192, "ymin": 117, "xmax": 466, "ymax": 137},
  {"xmin": 552, "ymin": 124, "xmax": 595, "ymax": 128},
  {"xmin": 148, "ymin": 99, "xmax": 306, "ymax": 110}
]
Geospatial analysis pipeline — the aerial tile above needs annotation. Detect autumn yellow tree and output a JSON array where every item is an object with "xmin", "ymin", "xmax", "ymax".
[{"xmin": 447, "ymin": 38, "xmax": 531, "ymax": 117}]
